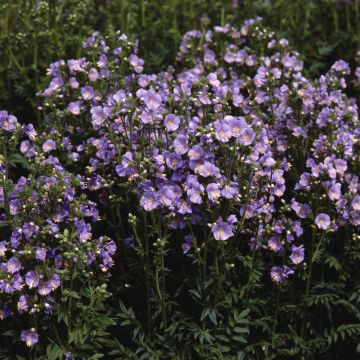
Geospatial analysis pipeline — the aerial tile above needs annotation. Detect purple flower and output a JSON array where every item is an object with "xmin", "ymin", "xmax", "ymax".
[
  {"xmin": 173, "ymin": 134, "xmax": 188, "ymax": 155},
  {"xmin": 268, "ymin": 236, "xmax": 283, "ymax": 252},
  {"xmin": 315, "ymin": 213, "xmax": 331, "ymax": 230},
  {"xmin": 113, "ymin": 89, "xmax": 126, "ymax": 103},
  {"xmin": 182, "ymin": 235, "xmax": 192, "ymax": 254},
  {"xmin": 271, "ymin": 265, "xmax": 294, "ymax": 282},
  {"xmin": 81, "ymin": 86, "xmax": 94, "ymax": 100},
  {"xmin": 196, "ymin": 162, "xmax": 219, "ymax": 177},
  {"xmin": 0, "ymin": 305, "xmax": 11, "ymax": 319},
  {"xmin": 331, "ymin": 60, "xmax": 350, "ymax": 74},
  {"xmin": 49, "ymin": 77, "xmax": 64, "ymax": 91},
  {"xmin": 237, "ymin": 126, "xmax": 255, "ymax": 146},
  {"xmin": 88, "ymin": 68, "xmax": 99, "ymax": 81},
  {"xmin": 166, "ymin": 153, "xmax": 183, "ymax": 170},
  {"xmin": 128, "ymin": 54, "xmax": 144, "ymax": 73},
  {"xmin": 214, "ymin": 120, "xmax": 232, "ymax": 143},
  {"xmin": 221, "ymin": 182, "xmax": 239, "ymax": 199},
  {"xmin": 42, "ymin": 139, "xmax": 56, "ymax": 153},
  {"xmin": 67, "ymin": 101, "xmax": 81, "ymax": 115},
  {"xmin": 25, "ymin": 271, "xmax": 39, "ymax": 289},
  {"xmin": 20, "ymin": 140, "xmax": 31, "ymax": 154},
  {"xmin": 23, "ymin": 123, "xmax": 37, "ymax": 140},
  {"xmin": 0, "ymin": 111, "xmax": 18, "ymax": 132},
  {"xmin": 227, "ymin": 116, "xmax": 246, "ymax": 137},
  {"xmin": 48, "ymin": 273, "xmax": 60, "ymax": 290},
  {"xmin": 334, "ymin": 159, "xmax": 347, "ymax": 174},
  {"xmin": 290, "ymin": 245, "xmax": 305, "ymax": 264},
  {"xmin": 91, "ymin": 106, "xmax": 108, "ymax": 129},
  {"xmin": 7, "ymin": 257, "xmax": 21, "ymax": 274},
  {"xmin": 187, "ymin": 183, "xmax": 204, "ymax": 204},
  {"xmin": 164, "ymin": 114, "xmax": 181, "ymax": 132},
  {"xmin": 123, "ymin": 236, "xmax": 134, "ymax": 248},
  {"xmin": 17, "ymin": 294, "xmax": 29, "ymax": 312},
  {"xmin": 351, "ymin": 195, "xmax": 360, "ymax": 211},
  {"xmin": 0, "ymin": 241, "xmax": 7, "ymax": 256},
  {"xmin": 140, "ymin": 191, "xmax": 159, "ymax": 211},
  {"xmin": 212, "ymin": 220, "xmax": 234, "ymax": 241},
  {"xmin": 38, "ymin": 282, "xmax": 52, "ymax": 296},
  {"xmin": 144, "ymin": 88, "xmax": 162, "ymax": 111},
  {"xmin": 20, "ymin": 329, "xmax": 39, "ymax": 347},
  {"xmin": 206, "ymin": 183, "xmax": 221, "ymax": 202},
  {"xmin": 188, "ymin": 145, "xmax": 204, "ymax": 161},
  {"xmin": 291, "ymin": 199, "xmax": 310, "ymax": 219},
  {"xmin": 69, "ymin": 77, "xmax": 79, "ymax": 89},
  {"xmin": 328, "ymin": 183, "xmax": 341, "ymax": 201},
  {"xmin": 23, "ymin": 222, "xmax": 39, "ymax": 240}
]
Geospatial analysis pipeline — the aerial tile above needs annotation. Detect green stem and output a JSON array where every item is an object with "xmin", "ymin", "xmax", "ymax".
[
  {"xmin": 160, "ymin": 245, "xmax": 166, "ymax": 327},
  {"xmin": 51, "ymin": 323, "xmax": 66, "ymax": 352},
  {"xmin": 300, "ymin": 230, "xmax": 324, "ymax": 338},
  {"xmin": 271, "ymin": 287, "xmax": 281, "ymax": 349},
  {"xmin": 143, "ymin": 212, "xmax": 152, "ymax": 334}
]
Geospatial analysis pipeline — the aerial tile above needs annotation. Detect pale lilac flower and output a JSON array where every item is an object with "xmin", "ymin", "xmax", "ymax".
[
  {"xmin": 173, "ymin": 134, "xmax": 188, "ymax": 154},
  {"xmin": 290, "ymin": 245, "xmax": 304, "ymax": 264},
  {"xmin": 227, "ymin": 116, "xmax": 246, "ymax": 137},
  {"xmin": 268, "ymin": 236, "xmax": 283, "ymax": 252},
  {"xmin": 188, "ymin": 145, "xmax": 204, "ymax": 161},
  {"xmin": 291, "ymin": 199, "xmax": 310, "ymax": 219},
  {"xmin": 166, "ymin": 153, "xmax": 183, "ymax": 170},
  {"xmin": 315, "ymin": 213, "xmax": 331, "ymax": 230},
  {"xmin": 334, "ymin": 159, "xmax": 347, "ymax": 174},
  {"xmin": 20, "ymin": 329, "xmax": 39, "ymax": 347},
  {"xmin": 196, "ymin": 162, "xmax": 219, "ymax": 177},
  {"xmin": 128, "ymin": 54, "xmax": 144, "ymax": 73},
  {"xmin": 0, "ymin": 241, "xmax": 6, "ymax": 256},
  {"xmin": 17, "ymin": 295, "xmax": 29, "ymax": 312},
  {"xmin": 69, "ymin": 77, "xmax": 79, "ymax": 89},
  {"xmin": 38, "ymin": 282, "xmax": 52, "ymax": 296},
  {"xmin": 49, "ymin": 77, "xmax": 64, "ymax": 91},
  {"xmin": 328, "ymin": 183, "xmax": 341, "ymax": 201},
  {"xmin": 212, "ymin": 220, "xmax": 234, "ymax": 241},
  {"xmin": 351, "ymin": 195, "xmax": 360, "ymax": 211},
  {"xmin": 182, "ymin": 235, "xmax": 192, "ymax": 254},
  {"xmin": 140, "ymin": 191, "xmax": 159, "ymax": 211},
  {"xmin": 42, "ymin": 139, "xmax": 56, "ymax": 153},
  {"xmin": 187, "ymin": 183, "xmax": 204, "ymax": 204},
  {"xmin": 214, "ymin": 120, "xmax": 232, "ymax": 142},
  {"xmin": 206, "ymin": 183, "xmax": 221, "ymax": 202},
  {"xmin": 144, "ymin": 89, "xmax": 162, "ymax": 111},
  {"xmin": 25, "ymin": 271, "xmax": 39, "ymax": 289},
  {"xmin": 271, "ymin": 266, "xmax": 294, "ymax": 282},
  {"xmin": 91, "ymin": 106, "xmax": 108, "ymax": 129},
  {"xmin": 7, "ymin": 257, "xmax": 21, "ymax": 274},
  {"xmin": 164, "ymin": 114, "xmax": 180, "ymax": 132},
  {"xmin": 81, "ymin": 86, "xmax": 94, "ymax": 100},
  {"xmin": 67, "ymin": 101, "xmax": 81, "ymax": 115},
  {"xmin": 88, "ymin": 68, "xmax": 99, "ymax": 81},
  {"xmin": 113, "ymin": 89, "xmax": 126, "ymax": 103},
  {"xmin": 48, "ymin": 274, "xmax": 60, "ymax": 290},
  {"xmin": 237, "ymin": 127, "xmax": 255, "ymax": 146}
]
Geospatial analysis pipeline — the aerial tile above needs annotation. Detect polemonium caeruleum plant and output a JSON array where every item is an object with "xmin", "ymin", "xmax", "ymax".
[
  {"xmin": 0, "ymin": 111, "xmax": 116, "ymax": 358},
  {"xmin": 1, "ymin": 18, "xmax": 360, "ymax": 359}
]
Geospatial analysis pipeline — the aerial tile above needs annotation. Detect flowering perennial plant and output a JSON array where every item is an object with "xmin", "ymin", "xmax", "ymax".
[
  {"xmin": 0, "ymin": 18, "xmax": 360, "ymax": 359},
  {"xmin": 0, "ymin": 112, "xmax": 115, "ymax": 354}
]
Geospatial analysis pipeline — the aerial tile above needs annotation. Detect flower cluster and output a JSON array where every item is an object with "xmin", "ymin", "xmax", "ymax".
[
  {"xmin": 0, "ymin": 114, "xmax": 116, "ymax": 347},
  {"xmin": 30, "ymin": 18, "xmax": 359, "ymax": 287},
  {"xmin": 2, "ymin": 20, "xmax": 358, "ymax": 350}
]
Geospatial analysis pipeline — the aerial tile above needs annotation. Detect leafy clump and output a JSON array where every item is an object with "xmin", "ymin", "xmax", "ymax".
[{"xmin": 0, "ymin": 17, "xmax": 360, "ymax": 359}]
